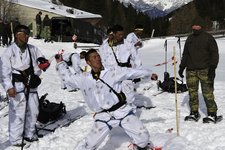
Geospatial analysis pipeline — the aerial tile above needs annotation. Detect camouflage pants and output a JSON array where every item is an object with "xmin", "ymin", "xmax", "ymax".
[
  {"xmin": 36, "ymin": 24, "xmax": 41, "ymax": 37},
  {"xmin": 43, "ymin": 26, "xmax": 51, "ymax": 40},
  {"xmin": 186, "ymin": 68, "xmax": 217, "ymax": 114}
]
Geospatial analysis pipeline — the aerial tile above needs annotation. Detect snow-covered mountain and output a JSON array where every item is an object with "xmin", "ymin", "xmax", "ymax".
[{"xmin": 118, "ymin": 0, "xmax": 193, "ymax": 18}]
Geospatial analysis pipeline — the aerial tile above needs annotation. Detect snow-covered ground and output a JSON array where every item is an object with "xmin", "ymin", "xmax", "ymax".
[{"xmin": 0, "ymin": 36, "xmax": 225, "ymax": 150}]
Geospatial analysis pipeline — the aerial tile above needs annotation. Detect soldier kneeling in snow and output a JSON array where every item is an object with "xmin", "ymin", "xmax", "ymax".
[{"xmin": 55, "ymin": 49, "xmax": 157, "ymax": 150}]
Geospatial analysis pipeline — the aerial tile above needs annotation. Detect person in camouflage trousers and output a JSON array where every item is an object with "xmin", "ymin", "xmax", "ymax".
[
  {"xmin": 186, "ymin": 69, "xmax": 217, "ymax": 112},
  {"xmin": 178, "ymin": 17, "xmax": 222, "ymax": 123},
  {"xmin": 43, "ymin": 14, "xmax": 51, "ymax": 42}
]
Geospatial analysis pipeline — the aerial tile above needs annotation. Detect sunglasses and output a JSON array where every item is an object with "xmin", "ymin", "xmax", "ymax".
[{"xmin": 16, "ymin": 28, "xmax": 30, "ymax": 35}]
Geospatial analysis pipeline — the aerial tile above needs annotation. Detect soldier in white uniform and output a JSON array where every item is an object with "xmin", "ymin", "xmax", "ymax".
[
  {"xmin": 59, "ymin": 51, "xmax": 89, "ymax": 91},
  {"xmin": 99, "ymin": 25, "xmax": 152, "ymax": 108},
  {"xmin": 55, "ymin": 49, "xmax": 158, "ymax": 150},
  {"xmin": 99, "ymin": 25, "xmax": 142, "ymax": 69},
  {"xmin": 126, "ymin": 24, "xmax": 144, "ymax": 50},
  {"xmin": 102, "ymin": 27, "xmax": 114, "ymax": 46},
  {"xmin": 0, "ymin": 25, "xmax": 49, "ymax": 146}
]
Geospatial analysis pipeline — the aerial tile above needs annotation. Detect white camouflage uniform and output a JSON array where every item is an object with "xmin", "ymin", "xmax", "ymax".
[
  {"xmin": 99, "ymin": 39, "xmax": 142, "ymax": 69},
  {"xmin": 126, "ymin": 32, "xmax": 153, "ymax": 107},
  {"xmin": 60, "ymin": 53, "xmax": 90, "ymax": 91},
  {"xmin": 59, "ymin": 53, "xmax": 82, "ymax": 91},
  {"xmin": 0, "ymin": 43, "xmax": 44, "ymax": 145},
  {"xmin": 126, "ymin": 32, "xmax": 143, "ymax": 49},
  {"xmin": 99, "ymin": 39, "xmax": 152, "ymax": 108},
  {"xmin": 56, "ymin": 61, "xmax": 152, "ymax": 149}
]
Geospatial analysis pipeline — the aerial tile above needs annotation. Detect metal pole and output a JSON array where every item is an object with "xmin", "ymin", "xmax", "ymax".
[
  {"xmin": 177, "ymin": 37, "xmax": 183, "ymax": 82},
  {"xmin": 177, "ymin": 37, "xmax": 182, "ymax": 60},
  {"xmin": 21, "ymin": 76, "xmax": 31, "ymax": 150},
  {"xmin": 164, "ymin": 40, "xmax": 167, "ymax": 73}
]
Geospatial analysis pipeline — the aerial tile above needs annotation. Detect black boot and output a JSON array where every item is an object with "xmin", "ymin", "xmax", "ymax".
[
  {"xmin": 203, "ymin": 113, "xmax": 223, "ymax": 123},
  {"xmin": 24, "ymin": 135, "xmax": 39, "ymax": 142},
  {"xmin": 184, "ymin": 111, "xmax": 200, "ymax": 122},
  {"xmin": 136, "ymin": 146, "xmax": 148, "ymax": 150},
  {"xmin": 13, "ymin": 143, "xmax": 26, "ymax": 147}
]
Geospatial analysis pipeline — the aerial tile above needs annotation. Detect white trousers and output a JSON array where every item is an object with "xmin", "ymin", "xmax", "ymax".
[
  {"xmin": 8, "ymin": 87, "xmax": 39, "ymax": 145},
  {"xmin": 122, "ymin": 79, "xmax": 153, "ymax": 108},
  {"xmin": 76, "ymin": 110, "xmax": 150, "ymax": 150},
  {"xmin": 59, "ymin": 73, "xmax": 78, "ymax": 91}
]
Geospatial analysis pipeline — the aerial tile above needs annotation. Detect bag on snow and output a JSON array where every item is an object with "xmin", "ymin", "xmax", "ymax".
[
  {"xmin": 158, "ymin": 72, "xmax": 188, "ymax": 93},
  {"xmin": 38, "ymin": 93, "xmax": 66, "ymax": 124}
]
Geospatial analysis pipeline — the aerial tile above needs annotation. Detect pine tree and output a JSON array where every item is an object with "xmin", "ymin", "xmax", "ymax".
[{"xmin": 168, "ymin": 2, "xmax": 199, "ymax": 35}]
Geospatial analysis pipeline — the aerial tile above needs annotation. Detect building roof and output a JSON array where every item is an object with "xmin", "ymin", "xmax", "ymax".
[{"xmin": 10, "ymin": 0, "xmax": 102, "ymax": 19}]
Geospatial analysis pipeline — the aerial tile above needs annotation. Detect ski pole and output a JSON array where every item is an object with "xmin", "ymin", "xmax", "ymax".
[
  {"xmin": 164, "ymin": 40, "xmax": 168, "ymax": 73},
  {"xmin": 177, "ymin": 37, "xmax": 182, "ymax": 62},
  {"xmin": 21, "ymin": 75, "xmax": 31, "ymax": 150},
  {"xmin": 177, "ymin": 37, "xmax": 183, "ymax": 82},
  {"xmin": 173, "ymin": 46, "xmax": 179, "ymax": 136}
]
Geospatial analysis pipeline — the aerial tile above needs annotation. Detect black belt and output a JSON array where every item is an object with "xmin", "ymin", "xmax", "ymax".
[
  {"xmin": 12, "ymin": 73, "xmax": 28, "ymax": 83},
  {"xmin": 101, "ymin": 100, "xmax": 127, "ymax": 113},
  {"xmin": 118, "ymin": 62, "xmax": 131, "ymax": 68}
]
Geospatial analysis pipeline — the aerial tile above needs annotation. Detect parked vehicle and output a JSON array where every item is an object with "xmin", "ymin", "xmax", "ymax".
[{"xmin": 51, "ymin": 17, "xmax": 104, "ymax": 44}]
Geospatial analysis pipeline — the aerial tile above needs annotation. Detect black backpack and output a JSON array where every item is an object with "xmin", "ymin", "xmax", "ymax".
[
  {"xmin": 65, "ymin": 53, "xmax": 75, "ymax": 66},
  {"xmin": 158, "ymin": 72, "xmax": 188, "ymax": 93},
  {"xmin": 38, "ymin": 93, "xmax": 66, "ymax": 124}
]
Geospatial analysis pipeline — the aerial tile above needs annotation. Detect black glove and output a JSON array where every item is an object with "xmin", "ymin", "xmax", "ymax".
[
  {"xmin": 37, "ymin": 57, "xmax": 48, "ymax": 64},
  {"xmin": 178, "ymin": 67, "xmax": 185, "ymax": 78},
  {"xmin": 208, "ymin": 66, "xmax": 216, "ymax": 81}
]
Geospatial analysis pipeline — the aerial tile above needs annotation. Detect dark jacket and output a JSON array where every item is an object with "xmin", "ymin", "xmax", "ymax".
[
  {"xmin": 5, "ymin": 22, "xmax": 12, "ymax": 37},
  {"xmin": 36, "ymin": 14, "xmax": 42, "ymax": 25},
  {"xmin": 43, "ymin": 16, "xmax": 51, "ymax": 27},
  {"xmin": 12, "ymin": 20, "xmax": 21, "ymax": 32},
  {"xmin": 0, "ymin": 21, "xmax": 4, "ymax": 35},
  {"xmin": 180, "ymin": 30, "xmax": 219, "ymax": 70}
]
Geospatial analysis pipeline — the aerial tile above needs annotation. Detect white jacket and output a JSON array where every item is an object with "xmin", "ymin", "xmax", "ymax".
[
  {"xmin": 99, "ymin": 39, "xmax": 142, "ymax": 69},
  {"xmin": 56, "ymin": 61, "xmax": 151, "ymax": 114},
  {"xmin": 62, "ymin": 53, "xmax": 82, "ymax": 74},
  {"xmin": 1, "ymin": 43, "xmax": 44, "ymax": 91},
  {"xmin": 126, "ymin": 32, "xmax": 142, "ymax": 48},
  {"xmin": 0, "ymin": 43, "xmax": 44, "ymax": 145},
  {"xmin": 62, "ymin": 53, "xmax": 90, "ymax": 73}
]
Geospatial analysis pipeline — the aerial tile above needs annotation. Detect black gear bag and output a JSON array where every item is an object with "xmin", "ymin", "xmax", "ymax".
[
  {"xmin": 158, "ymin": 72, "xmax": 188, "ymax": 93},
  {"xmin": 38, "ymin": 93, "xmax": 66, "ymax": 123}
]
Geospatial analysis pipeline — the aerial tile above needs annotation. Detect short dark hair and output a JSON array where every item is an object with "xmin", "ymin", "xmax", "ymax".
[
  {"xmin": 14, "ymin": 25, "xmax": 30, "ymax": 35},
  {"xmin": 85, "ymin": 49, "xmax": 98, "ymax": 61},
  {"xmin": 112, "ymin": 25, "xmax": 124, "ymax": 33},
  {"xmin": 80, "ymin": 51, "xmax": 86, "ymax": 59},
  {"xmin": 134, "ymin": 24, "xmax": 144, "ymax": 30},
  {"xmin": 107, "ymin": 27, "xmax": 113, "ymax": 35}
]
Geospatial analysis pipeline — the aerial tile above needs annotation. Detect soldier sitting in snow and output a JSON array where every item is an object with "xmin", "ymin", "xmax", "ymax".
[{"xmin": 58, "ymin": 51, "xmax": 89, "ymax": 92}]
